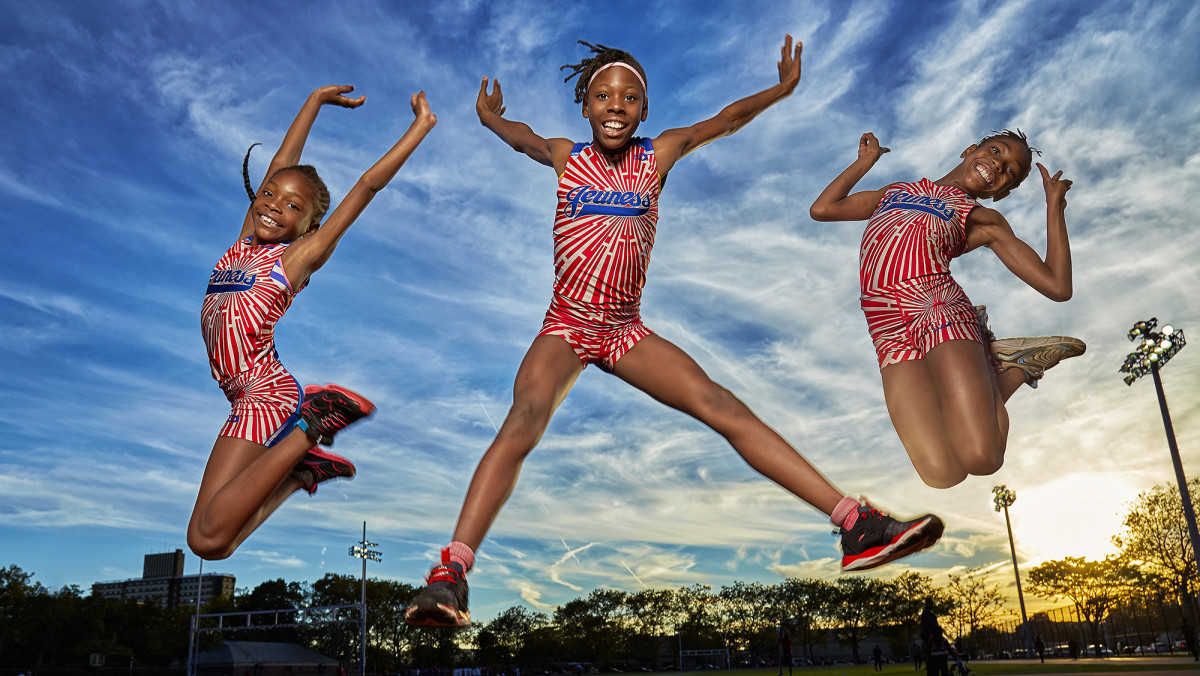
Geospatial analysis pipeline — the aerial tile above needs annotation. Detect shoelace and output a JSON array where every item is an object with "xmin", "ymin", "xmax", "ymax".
[{"xmin": 426, "ymin": 564, "xmax": 462, "ymax": 584}]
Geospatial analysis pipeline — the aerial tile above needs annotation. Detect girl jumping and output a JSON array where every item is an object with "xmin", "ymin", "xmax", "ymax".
[
  {"xmin": 405, "ymin": 36, "xmax": 942, "ymax": 628},
  {"xmin": 809, "ymin": 131, "xmax": 1084, "ymax": 489},
  {"xmin": 188, "ymin": 85, "xmax": 436, "ymax": 560}
]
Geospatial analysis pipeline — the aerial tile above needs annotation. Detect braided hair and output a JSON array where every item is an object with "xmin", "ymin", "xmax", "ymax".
[
  {"xmin": 241, "ymin": 144, "xmax": 331, "ymax": 221},
  {"xmin": 977, "ymin": 128, "xmax": 1041, "ymax": 192},
  {"xmin": 560, "ymin": 41, "xmax": 647, "ymax": 105}
]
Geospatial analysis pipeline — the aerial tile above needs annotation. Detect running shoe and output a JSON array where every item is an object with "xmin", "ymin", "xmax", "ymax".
[
  {"xmin": 405, "ymin": 555, "xmax": 471, "ymax": 627},
  {"xmin": 990, "ymin": 335, "xmax": 1085, "ymax": 389},
  {"xmin": 293, "ymin": 447, "xmax": 356, "ymax": 495},
  {"xmin": 838, "ymin": 503, "xmax": 944, "ymax": 572},
  {"xmin": 298, "ymin": 384, "xmax": 376, "ymax": 446}
]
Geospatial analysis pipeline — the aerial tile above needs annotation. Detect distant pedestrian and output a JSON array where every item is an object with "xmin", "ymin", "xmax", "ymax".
[
  {"xmin": 1068, "ymin": 638, "xmax": 1079, "ymax": 661},
  {"xmin": 912, "ymin": 640, "xmax": 924, "ymax": 670},
  {"xmin": 874, "ymin": 644, "xmax": 884, "ymax": 671},
  {"xmin": 779, "ymin": 622, "xmax": 794, "ymax": 676},
  {"xmin": 926, "ymin": 631, "xmax": 950, "ymax": 676},
  {"xmin": 1034, "ymin": 635, "xmax": 1045, "ymax": 663}
]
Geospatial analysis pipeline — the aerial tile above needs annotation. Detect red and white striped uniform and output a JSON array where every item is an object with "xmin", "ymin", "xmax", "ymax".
[
  {"xmin": 538, "ymin": 139, "xmax": 661, "ymax": 371},
  {"xmin": 858, "ymin": 179, "xmax": 983, "ymax": 367},
  {"xmin": 201, "ymin": 238, "xmax": 303, "ymax": 444},
  {"xmin": 859, "ymin": 179, "xmax": 976, "ymax": 298}
]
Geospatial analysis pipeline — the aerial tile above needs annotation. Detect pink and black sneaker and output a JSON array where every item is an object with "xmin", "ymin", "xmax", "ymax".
[
  {"xmin": 298, "ymin": 383, "xmax": 376, "ymax": 446},
  {"xmin": 838, "ymin": 503, "xmax": 943, "ymax": 572},
  {"xmin": 405, "ymin": 550, "xmax": 471, "ymax": 628},
  {"xmin": 294, "ymin": 447, "xmax": 356, "ymax": 495}
]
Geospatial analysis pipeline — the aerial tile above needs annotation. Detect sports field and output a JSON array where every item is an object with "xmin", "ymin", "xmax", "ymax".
[{"xmin": 680, "ymin": 657, "xmax": 1199, "ymax": 676}]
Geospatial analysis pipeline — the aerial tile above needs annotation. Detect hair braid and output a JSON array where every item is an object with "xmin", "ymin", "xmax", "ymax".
[
  {"xmin": 978, "ymin": 128, "xmax": 1040, "ymax": 192},
  {"xmin": 242, "ymin": 143, "xmax": 261, "ymax": 202},
  {"xmin": 560, "ymin": 40, "xmax": 647, "ymax": 104}
]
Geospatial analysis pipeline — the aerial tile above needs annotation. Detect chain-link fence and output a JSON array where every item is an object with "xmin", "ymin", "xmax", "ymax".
[{"xmin": 970, "ymin": 597, "xmax": 1198, "ymax": 659}]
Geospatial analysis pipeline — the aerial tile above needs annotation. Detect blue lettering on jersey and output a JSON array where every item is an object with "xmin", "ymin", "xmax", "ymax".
[
  {"xmin": 207, "ymin": 268, "xmax": 257, "ymax": 294},
  {"xmin": 879, "ymin": 191, "xmax": 956, "ymax": 220},
  {"xmin": 563, "ymin": 185, "xmax": 652, "ymax": 218}
]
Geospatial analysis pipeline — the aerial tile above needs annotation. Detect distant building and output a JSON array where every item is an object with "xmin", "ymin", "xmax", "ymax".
[{"xmin": 92, "ymin": 549, "xmax": 234, "ymax": 609}]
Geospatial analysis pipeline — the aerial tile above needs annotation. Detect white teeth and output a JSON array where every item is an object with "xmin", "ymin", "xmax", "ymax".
[
  {"xmin": 603, "ymin": 121, "xmax": 625, "ymax": 130},
  {"xmin": 976, "ymin": 164, "xmax": 992, "ymax": 184},
  {"xmin": 261, "ymin": 214, "xmax": 278, "ymax": 227}
]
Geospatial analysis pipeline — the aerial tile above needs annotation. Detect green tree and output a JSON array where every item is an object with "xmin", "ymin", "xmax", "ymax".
[
  {"xmin": 476, "ymin": 605, "xmax": 550, "ymax": 669},
  {"xmin": 944, "ymin": 568, "xmax": 1005, "ymax": 655},
  {"xmin": 717, "ymin": 581, "xmax": 775, "ymax": 662},
  {"xmin": 773, "ymin": 577, "xmax": 834, "ymax": 665},
  {"xmin": 1113, "ymin": 478, "xmax": 1200, "ymax": 620},
  {"xmin": 827, "ymin": 576, "xmax": 892, "ymax": 664},
  {"xmin": 1027, "ymin": 556, "xmax": 1141, "ymax": 656}
]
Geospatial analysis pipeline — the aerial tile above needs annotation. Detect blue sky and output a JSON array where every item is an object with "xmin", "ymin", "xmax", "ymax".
[{"xmin": 1, "ymin": 0, "xmax": 1198, "ymax": 623}]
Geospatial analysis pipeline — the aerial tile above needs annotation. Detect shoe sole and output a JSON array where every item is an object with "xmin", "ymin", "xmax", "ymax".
[
  {"xmin": 993, "ymin": 337, "xmax": 1085, "ymax": 371},
  {"xmin": 405, "ymin": 602, "xmax": 471, "ymax": 628},
  {"xmin": 842, "ymin": 515, "xmax": 944, "ymax": 572}
]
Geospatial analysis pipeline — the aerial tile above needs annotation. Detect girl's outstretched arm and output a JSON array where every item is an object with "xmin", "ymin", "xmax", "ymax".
[
  {"xmin": 809, "ymin": 132, "xmax": 892, "ymax": 222},
  {"xmin": 652, "ymin": 34, "xmax": 802, "ymax": 176},
  {"xmin": 968, "ymin": 163, "xmax": 1073, "ymax": 301},
  {"xmin": 281, "ymin": 91, "xmax": 437, "ymax": 287},
  {"xmin": 477, "ymin": 77, "xmax": 574, "ymax": 174},
  {"xmin": 240, "ymin": 86, "xmax": 366, "ymax": 240}
]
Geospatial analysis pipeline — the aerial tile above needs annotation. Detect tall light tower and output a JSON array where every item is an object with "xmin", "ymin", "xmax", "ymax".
[
  {"xmin": 993, "ymin": 485, "xmax": 1034, "ymax": 658},
  {"xmin": 349, "ymin": 522, "xmax": 381, "ymax": 676},
  {"xmin": 1120, "ymin": 318, "xmax": 1199, "ymax": 619}
]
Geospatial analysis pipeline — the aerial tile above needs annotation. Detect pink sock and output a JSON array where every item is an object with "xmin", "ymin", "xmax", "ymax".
[
  {"xmin": 445, "ymin": 541, "xmax": 475, "ymax": 573},
  {"xmin": 830, "ymin": 496, "xmax": 861, "ymax": 531}
]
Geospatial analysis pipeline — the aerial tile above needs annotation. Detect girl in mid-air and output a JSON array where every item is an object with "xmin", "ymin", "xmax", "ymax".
[
  {"xmin": 405, "ymin": 36, "xmax": 942, "ymax": 628},
  {"xmin": 188, "ymin": 85, "xmax": 436, "ymax": 560},
  {"xmin": 809, "ymin": 131, "xmax": 1084, "ymax": 489}
]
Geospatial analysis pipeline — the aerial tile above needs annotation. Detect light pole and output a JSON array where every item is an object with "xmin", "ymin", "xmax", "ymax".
[
  {"xmin": 349, "ymin": 522, "xmax": 381, "ymax": 676},
  {"xmin": 1120, "ymin": 318, "xmax": 1199, "ymax": 620},
  {"xmin": 993, "ymin": 485, "xmax": 1034, "ymax": 658}
]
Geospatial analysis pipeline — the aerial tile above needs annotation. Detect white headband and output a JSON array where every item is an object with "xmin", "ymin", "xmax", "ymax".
[{"xmin": 587, "ymin": 62, "xmax": 647, "ymax": 95}]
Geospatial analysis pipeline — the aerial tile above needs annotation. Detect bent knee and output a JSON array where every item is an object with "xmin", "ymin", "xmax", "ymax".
[
  {"xmin": 689, "ymin": 385, "xmax": 753, "ymax": 427},
  {"xmin": 187, "ymin": 528, "xmax": 234, "ymax": 561},
  {"xmin": 917, "ymin": 464, "xmax": 968, "ymax": 489},
  {"xmin": 956, "ymin": 440, "xmax": 1005, "ymax": 477}
]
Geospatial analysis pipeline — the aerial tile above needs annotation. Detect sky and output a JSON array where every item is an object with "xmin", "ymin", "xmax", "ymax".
[{"xmin": 1, "ymin": 0, "xmax": 1198, "ymax": 624}]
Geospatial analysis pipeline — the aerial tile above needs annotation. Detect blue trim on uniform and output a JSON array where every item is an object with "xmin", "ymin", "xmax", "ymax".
[
  {"xmin": 570, "ymin": 142, "xmax": 588, "ymax": 156},
  {"xmin": 265, "ymin": 375, "xmax": 305, "ymax": 448}
]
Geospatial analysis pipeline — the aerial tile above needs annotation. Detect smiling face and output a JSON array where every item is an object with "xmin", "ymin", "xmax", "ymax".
[
  {"xmin": 953, "ymin": 136, "xmax": 1033, "ymax": 201},
  {"xmin": 582, "ymin": 64, "xmax": 647, "ymax": 154},
  {"xmin": 250, "ymin": 170, "xmax": 320, "ymax": 244}
]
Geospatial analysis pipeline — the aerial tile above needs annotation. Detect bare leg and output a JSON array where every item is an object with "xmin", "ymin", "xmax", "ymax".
[
  {"xmin": 611, "ymin": 334, "xmax": 842, "ymax": 515},
  {"xmin": 881, "ymin": 339, "xmax": 1014, "ymax": 488},
  {"xmin": 451, "ymin": 335, "xmax": 585, "ymax": 549},
  {"xmin": 187, "ymin": 429, "xmax": 313, "ymax": 560}
]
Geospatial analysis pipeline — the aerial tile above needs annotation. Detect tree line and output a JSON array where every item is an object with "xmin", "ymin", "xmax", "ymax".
[{"xmin": 1, "ymin": 478, "xmax": 1194, "ymax": 671}]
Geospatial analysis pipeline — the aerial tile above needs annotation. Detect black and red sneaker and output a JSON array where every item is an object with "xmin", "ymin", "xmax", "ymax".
[
  {"xmin": 405, "ymin": 552, "xmax": 470, "ymax": 627},
  {"xmin": 294, "ymin": 447, "xmax": 356, "ymax": 495},
  {"xmin": 298, "ymin": 383, "xmax": 376, "ymax": 446},
  {"xmin": 839, "ymin": 503, "xmax": 943, "ymax": 572}
]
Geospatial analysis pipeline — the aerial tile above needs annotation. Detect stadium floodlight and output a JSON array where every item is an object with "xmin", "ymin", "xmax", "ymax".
[
  {"xmin": 349, "ymin": 522, "xmax": 381, "ymax": 676},
  {"xmin": 992, "ymin": 485, "xmax": 1034, "ymax": 659},
  {"xmin": 1119, "ymin": 318, "xmax": 1200, "ymax": 587}
]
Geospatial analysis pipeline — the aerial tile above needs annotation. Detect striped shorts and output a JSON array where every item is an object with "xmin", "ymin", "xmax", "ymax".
[
  {"xmin": 538, "ymin": 301, "xmax": 653, "ymax": 372},
  {"xmin": 217, "ymin": 360, "xmax": 303, "ymax": 446},
  {"xmin": 861, "ymin": 274, "xmax": 983, "ymax": 369}
]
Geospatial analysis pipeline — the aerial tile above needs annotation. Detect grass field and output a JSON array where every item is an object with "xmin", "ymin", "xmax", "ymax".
[{"xmin": 672, "ymin": 660, "xmax": 1200, "ymax": 676}]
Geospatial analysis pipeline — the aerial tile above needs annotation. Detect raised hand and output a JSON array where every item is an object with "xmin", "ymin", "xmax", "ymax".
[
  {"xmin": 777, "ymin": 34, "xmax": 803, "ymax": 93},
  {"xmin": 313, "ymin": 85, "xmax": 366, "ymax": 109},
  {"xmin": 1037, "ymin": 162, "xmax": 1072, "ymax": 208},
  {"xmin": 476, "ymin": 77, "xmax": 506, "ymax": 120},
  {"xmin": 411, "ymin": 91, "xmax": 437, "ymax": 126},
  {"xmin": 859, "ymin": 132, "xmax": 890, "ymax": 163}
]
